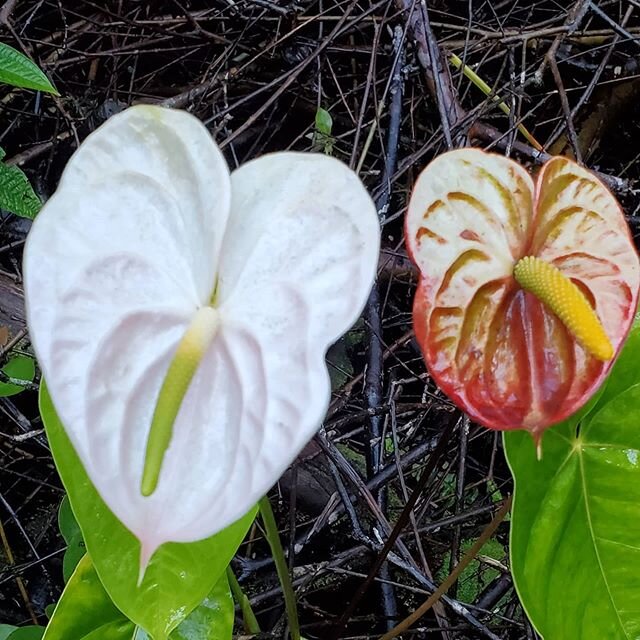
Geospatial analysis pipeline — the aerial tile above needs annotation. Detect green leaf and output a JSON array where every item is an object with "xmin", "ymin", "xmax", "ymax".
[
  {"xmin": 58, "ymin": 496, "xmax": 85, "ymax": 582},
  {"xmin": 505, "ymin": 320, "xmax": 640, "ymax": 639},
  {"xmin": 384, "ymin": 436, "xmax": 394, "ymax": 454},
  {"xmin": 41, "ymin": 383, "xmax": 256, "ymax": 639},
  {"xmin": 436, "ymin": 538, "xmax": 505, "ymax": 604},
  {"xmin": 44, "ymin": 555, "xmax": 233, "ymax": 640},
  {"xmin": 313, "ymin": 107, "xmax": 334, "ymax": 154},
  {"xmin": 165, "ymin": 575, "xmax": 233, "ymax": 640},
  {"xmin": 486, "ymin": 478, "xmax": 504, "ymax": 505},
  {"xmin": 594, "ymin": 313, "xmax": 640, "ymax": 408},
  {"xmin": 314, "ymin": 107, "xmax": 333, "ymax": 136},
  {"xmin": 0, "ymin": 42, "xmax": 57, "ymax": 94},
  {"xmin": 0, "ymin": 626, "xmax": 17, "ymax": 640},
  {"xmin": 6, "ymin": 628, "xmax": 45, "ymax": 640},
  {"xmin": 0, "ymin": 354, "xmax": 35, "ymax": 397},
  {"xmin": 326, "ymin": 337, "xmax": 354, "ymax": 390},
  {"xmin": 44, "ymin": 555, "xmax": 136, "ymax": 640},
  {"xmin": 0, "ymin": 159, "xmax": 42, "ymax": 219}
]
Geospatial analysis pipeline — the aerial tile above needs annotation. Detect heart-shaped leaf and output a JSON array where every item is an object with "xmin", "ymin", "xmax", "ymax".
[
  {"xmin": 43, "ymin": 554, "xmax": 233, "ymax": 640},
  {"xmin": 505, "ymin": 319, "xmax": 640, "ymax": 638},
  {"xmin": 41, "ymin": 384, "xmax": 253, "ymax": 639},
  {"xmin": 43, "ymin": 554, "xmax": 135, "ymax": 640},
  {"xmin": 406, "ymin": 149, "xmax": 639, "ymax": 434}
]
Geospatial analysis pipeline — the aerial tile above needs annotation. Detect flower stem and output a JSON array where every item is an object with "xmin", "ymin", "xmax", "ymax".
[
  {"xmin": 226, "ymin": 566, "xmax": 261, "ymax": 634},
  {"xmin": 258, "ymin": 495, "xmax": 300, "ymax": 640}
]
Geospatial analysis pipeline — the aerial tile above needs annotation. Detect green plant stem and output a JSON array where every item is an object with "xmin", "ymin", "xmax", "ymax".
[
  {"xmin": 226, "ymin": 566, "xmax": 261, "ymax": 634},
  {"xmin": 448, "ymin": 52, "xmax": 542, "ymax": 151},
  {"xmin": 258, "ymin": 495, "xmax": 300, "ymax": 640}
]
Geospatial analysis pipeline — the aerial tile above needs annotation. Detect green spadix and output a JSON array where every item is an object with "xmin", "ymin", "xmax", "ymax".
[{"xmin": 141, "ymin": 306, "xmax": 220, "ymax": 496}]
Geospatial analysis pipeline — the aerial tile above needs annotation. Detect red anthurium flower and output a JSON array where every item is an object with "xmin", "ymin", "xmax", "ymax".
[{"xmin": 405, "ymin": 149, "xmax": 640, "ymax": 438}]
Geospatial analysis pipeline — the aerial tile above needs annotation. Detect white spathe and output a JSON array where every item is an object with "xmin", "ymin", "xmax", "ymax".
[{"xmin": 24, "ymin": 105, "xmax": 380, "ymax": 565}]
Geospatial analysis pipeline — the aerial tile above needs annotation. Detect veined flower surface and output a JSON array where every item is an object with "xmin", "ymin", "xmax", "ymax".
[
  {"xmin": 405, "ymin": 149, "xmax": 639, "ymax": 435},
  {"xmin": 23, "ymin": 105, "xmax": 380, "ymax": 565}
]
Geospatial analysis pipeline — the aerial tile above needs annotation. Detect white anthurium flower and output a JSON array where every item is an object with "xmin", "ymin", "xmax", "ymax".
[{"xmin": 24, "ymin": 105, "xmax": 380, "ymax": 569}]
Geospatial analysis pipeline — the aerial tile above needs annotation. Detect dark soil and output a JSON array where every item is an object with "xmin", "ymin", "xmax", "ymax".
[{"xmin": 1, "ymin": 0, "xmax": 639, "ymax": 638}]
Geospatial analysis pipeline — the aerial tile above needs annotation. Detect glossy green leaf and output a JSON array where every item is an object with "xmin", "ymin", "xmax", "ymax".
[
  {"xmin": 169, "ymin": 576, "xmax": 233, "ymax": 640},
  {"xmin": 0, "ymin": 626, "xmax": 17, "ymax": 640},
  {"xmin": 505, "ymin": 319, "xmax": 640, "ymax": 639},
  {"xmin": 44, "ymin": 554, "xmax": 135, "ymax": 640},
  {"xmin": 0, "ymin": 148, "xmax": 41, "ymax": 219},
  {"xmin": 44, "ymin": 554, "xmax": 233, "ymax": 640},
  {"xmin": 58, "ymin": 496, "xmax": 85, "ymax": 582},
  {"xmin": 6, "ymin": 628, "xmax": 44, "ymax": 640},
  {"xmin": 41, "ymin": 383, "xmax": 255, "ymax": 640},
  {"xmin": 0, "ymin": 355, "xmax": 35, "ymax": 397},
  {"xmin": 593, "ymin": 314, "xmax": 640, "ymax": 409},
  {"xmin": 0, "ymin": 43, "xmax": 57, "ymax": 94}
]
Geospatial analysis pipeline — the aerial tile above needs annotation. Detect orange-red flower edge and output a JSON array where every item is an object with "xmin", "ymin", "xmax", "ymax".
[{"xmin": 405, "ymin": 149, "xmax": 640, "ymax": 435}]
